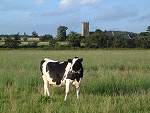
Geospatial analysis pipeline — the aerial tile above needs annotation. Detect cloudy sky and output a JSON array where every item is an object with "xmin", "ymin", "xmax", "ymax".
[{"xmin": 0, "ymin": 0, "xmax": 150, "ymax": 35}]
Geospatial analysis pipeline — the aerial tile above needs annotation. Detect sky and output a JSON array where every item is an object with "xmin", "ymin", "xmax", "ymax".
[{"xmin": 0, "ymin": 0, "xmax": 150, "ymax": 36}]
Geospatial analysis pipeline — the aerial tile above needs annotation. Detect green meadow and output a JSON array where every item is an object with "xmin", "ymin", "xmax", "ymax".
[{"xmin": 0, "ymin": 50, "xmax": 150, "ymax": 113}]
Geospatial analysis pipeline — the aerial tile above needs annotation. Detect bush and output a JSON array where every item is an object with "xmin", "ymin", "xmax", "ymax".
[
  {"xmin": 4, "ymin": 38, "xmax": 21, "ymax": 48},
  {"xmin": 27, "ymin": 41, "xmax": 39, "ymax": 48}
]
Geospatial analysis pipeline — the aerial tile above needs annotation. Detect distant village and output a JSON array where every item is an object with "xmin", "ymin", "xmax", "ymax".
[
  {"xmin": 0, "ymin": 22, "xmax": 150, "ymax": 48},
  {"xmin": 0, "ymin": 22, "xmax": 137, "ymax": 41}
]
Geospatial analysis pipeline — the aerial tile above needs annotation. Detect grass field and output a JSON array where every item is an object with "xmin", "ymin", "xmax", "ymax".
[{"xmin": 0, "ymin": 50, "xmax": 150, "ymax": 113}]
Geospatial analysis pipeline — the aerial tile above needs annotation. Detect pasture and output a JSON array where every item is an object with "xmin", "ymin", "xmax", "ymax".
[{"xmin": 0, "ymin": 50, "xmax": 150, "ymax": 113}]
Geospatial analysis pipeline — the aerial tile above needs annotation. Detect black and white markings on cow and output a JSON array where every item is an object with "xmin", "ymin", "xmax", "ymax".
[
  {"xmin": 40, "ymin": 57, "xmax": 83, "ymax": 101},
  {"xmin": 46, "ymin": 61, "xmax": 68, "ymax": 85}
]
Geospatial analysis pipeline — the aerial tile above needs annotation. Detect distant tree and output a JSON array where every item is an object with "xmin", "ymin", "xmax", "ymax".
[
  {"xmin": 147, "ymin": 26, "xmax": 150, "ymax": 32},
  {"xmin": 126, "ymin": 38, "xmax": 136, "ymax": 48},
  {"xmin": 49, "ymin": 38, "xmax": 56, "ymax": 47},
  {"xmin": 23, "ymin": 32, "xmax": 28, "ymax": 37},
  {"xmin": 4, "ymin": 38, "xmax": 21, "ymax": 48},
  {"xmin": 67, "ymin": 32, "xmax": 81, "ymax": 47},
  {"xmin": 14, "ymin": 33, "xmax": 21, "ymax": 40},
  {"xmin": 32, "ymin": 31, "xmax": 38, "ymax": 37},
  {"xmin": 40, "ymin": 34, "xmax": 53, "ymax": 41},
  {"xmin": 84, "ymin": 34, "xmax": 99, "ymax": 48},
  {"xmin": 139, "ymin": 32, "xmax": 150, "ymax": 36},
  {"xmin": 4, "ymin": 33, "xmax": 21, "ymax": 48},
  {"xmin": 95, "ymin": 29, "xmax": 103, "ymax": 33},
  {"xmin": 23, "ymin": 32, "xmax": 28, "ymax": 41},
  {"xmin": 23, "ymin": 37, "xmax": 28, "ymax": 41},
  {"xmin": 57, "ymin": 26, "xmax": 68, "ymax": 41},
  {"xmin": 136, "ymin": 36, "xmax": 150, "ymax": 48},
  {"xmin": 84, "ymin": 29, "xmax": 107, "ymax": 48},
  {"xmin": 111, "ymin": 35, "xmax": 126, "ymax": 48}
]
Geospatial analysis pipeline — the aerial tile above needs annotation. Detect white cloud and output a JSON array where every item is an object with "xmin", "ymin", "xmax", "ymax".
[
  {"xmin": 59, "ymin": 0, "xmax": 98, "ymax": 8},
  {"xmin": 60, "ymin": 0, "xmax": 74, "ymax": 8}
]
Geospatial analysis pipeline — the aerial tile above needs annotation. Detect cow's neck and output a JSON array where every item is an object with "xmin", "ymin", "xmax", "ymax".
[{"xmin": 63, "ymin": 62, "xmax": 72, "ymax": 79}]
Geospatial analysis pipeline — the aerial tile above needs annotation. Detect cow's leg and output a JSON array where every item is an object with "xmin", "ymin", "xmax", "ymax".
[
  {"xmin": 76, "ymin": 86, "xmax": 80, "ymax": 99},
  {"xmin": 42, "ymin": 75, "xmax": 50, "ymax": 96},
  {"xmin": 64, "ymin": 79, "xmax": 71, "ymax": 101},
  {"xmin": 73, "ymin": 79, "xmax": 81, "ymax": 99}
]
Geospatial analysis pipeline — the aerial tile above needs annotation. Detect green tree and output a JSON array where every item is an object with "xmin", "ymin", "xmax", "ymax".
[
  {"xmin": 32, "ymin": 31, "xmax": 38, "ymax": 37},
  {"xmin": 14, "ymin": 33, "xmax": 21, "ymax": 40},
  {"xmin": 136, "ymin": 36, "xmax": 150, "ymax": 48},
  {"xmin": 139, "ymin": 32, "xmax": 150, "ymax": 36},
  {"xmin": 4, "ymin": 34, "xmax": 21, "ymax": 48},
  {"xmin": 49, "ymin": 38, "xmax": 56, "ymax": 47},
  {"xmin": 67, "ymin": 32, "xmax": 81, "ymax": 47},
  {"xmin": 57, "ymin": 26, "xmax": 68, "ymax": 41},
  {"xmin": 84, "ymin": 29, "xmax": 107, "ymax": 48},
  {"xmin": 40, "ymin": 34, "xmax": 53, "ymax": 41},
  {"xmin": 147, "ymin": 26, "xmax": 150, "ymax": 32},
  {"xmin": 23, "ymin": 37, "xmax": 28, "ymax": 41}
]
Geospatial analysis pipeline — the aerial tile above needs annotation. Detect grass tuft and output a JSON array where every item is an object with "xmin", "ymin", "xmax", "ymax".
[{"xmin": 38, "ymin": 96, "xmax": 55, "ymax": 103}]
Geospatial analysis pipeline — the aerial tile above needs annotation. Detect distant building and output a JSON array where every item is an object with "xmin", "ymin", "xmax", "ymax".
[
  {"xmin": 104, "ymin": 30, "xmax": 137, "ymax": 39},
  {"xmin": 81, "ymin": 22, "xmax": 89, "ymax": 37},
  {"xmin": 27, "ymin": 38, "xmax": 40, "ymax": 41},
  {"xmin": 57, "ymin": 26, "xmax": 68, "ymax": 41}
]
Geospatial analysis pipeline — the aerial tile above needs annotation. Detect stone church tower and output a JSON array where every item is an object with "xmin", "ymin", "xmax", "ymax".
[{"xmin": 81, "ymin": 22, "xmax": 89, "ymax": 37}]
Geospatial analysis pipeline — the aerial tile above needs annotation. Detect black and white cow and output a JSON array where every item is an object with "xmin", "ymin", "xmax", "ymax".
[{"xmin": 40, "ymin": 57, "xmax": 83, "ymax": 101}]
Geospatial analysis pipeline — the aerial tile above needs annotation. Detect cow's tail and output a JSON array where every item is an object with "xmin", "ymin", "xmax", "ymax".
[{"xmin": 40, "ymin": 59, "xmax": 45, "ymax": 75}]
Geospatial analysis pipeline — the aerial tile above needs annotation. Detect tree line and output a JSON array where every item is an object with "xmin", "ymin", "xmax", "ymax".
[{"xmin": 0, "ymin": 26, "xmax": 150, "ymax": 49}]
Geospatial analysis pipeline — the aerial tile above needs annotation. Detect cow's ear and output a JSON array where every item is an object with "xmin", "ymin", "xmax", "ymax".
[
  {"xmin": 79, "ymin": 58, "xmax": 83, "ymax": 62},
  {"xmin": 68, "ymin": 59, "xmax": 72, "ymax": 63}
]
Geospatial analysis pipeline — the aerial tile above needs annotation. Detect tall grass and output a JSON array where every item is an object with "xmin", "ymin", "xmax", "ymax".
[{"xmin": 0, "ymin": 50, "xmax": 150, "ymax": 113}]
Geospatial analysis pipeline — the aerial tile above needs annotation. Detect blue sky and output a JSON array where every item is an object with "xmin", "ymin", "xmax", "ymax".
[{"xmin": 0, "ymin": 0, "xmax": 150, "ymax": 36}]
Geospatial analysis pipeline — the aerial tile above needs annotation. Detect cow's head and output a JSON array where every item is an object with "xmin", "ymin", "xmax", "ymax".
[{"xmin": 68, "ymin": 57, "xmax": 83, "ymax": 73}]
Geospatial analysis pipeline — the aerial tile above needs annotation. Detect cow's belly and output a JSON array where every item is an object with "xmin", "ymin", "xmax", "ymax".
[
  {"xmin": 43, "ymin": 72, "xmax": 65, "ymax": 87},
  {"xmin": 48, "ymin": 78, "xmax": 65, "ymax": 87}
]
